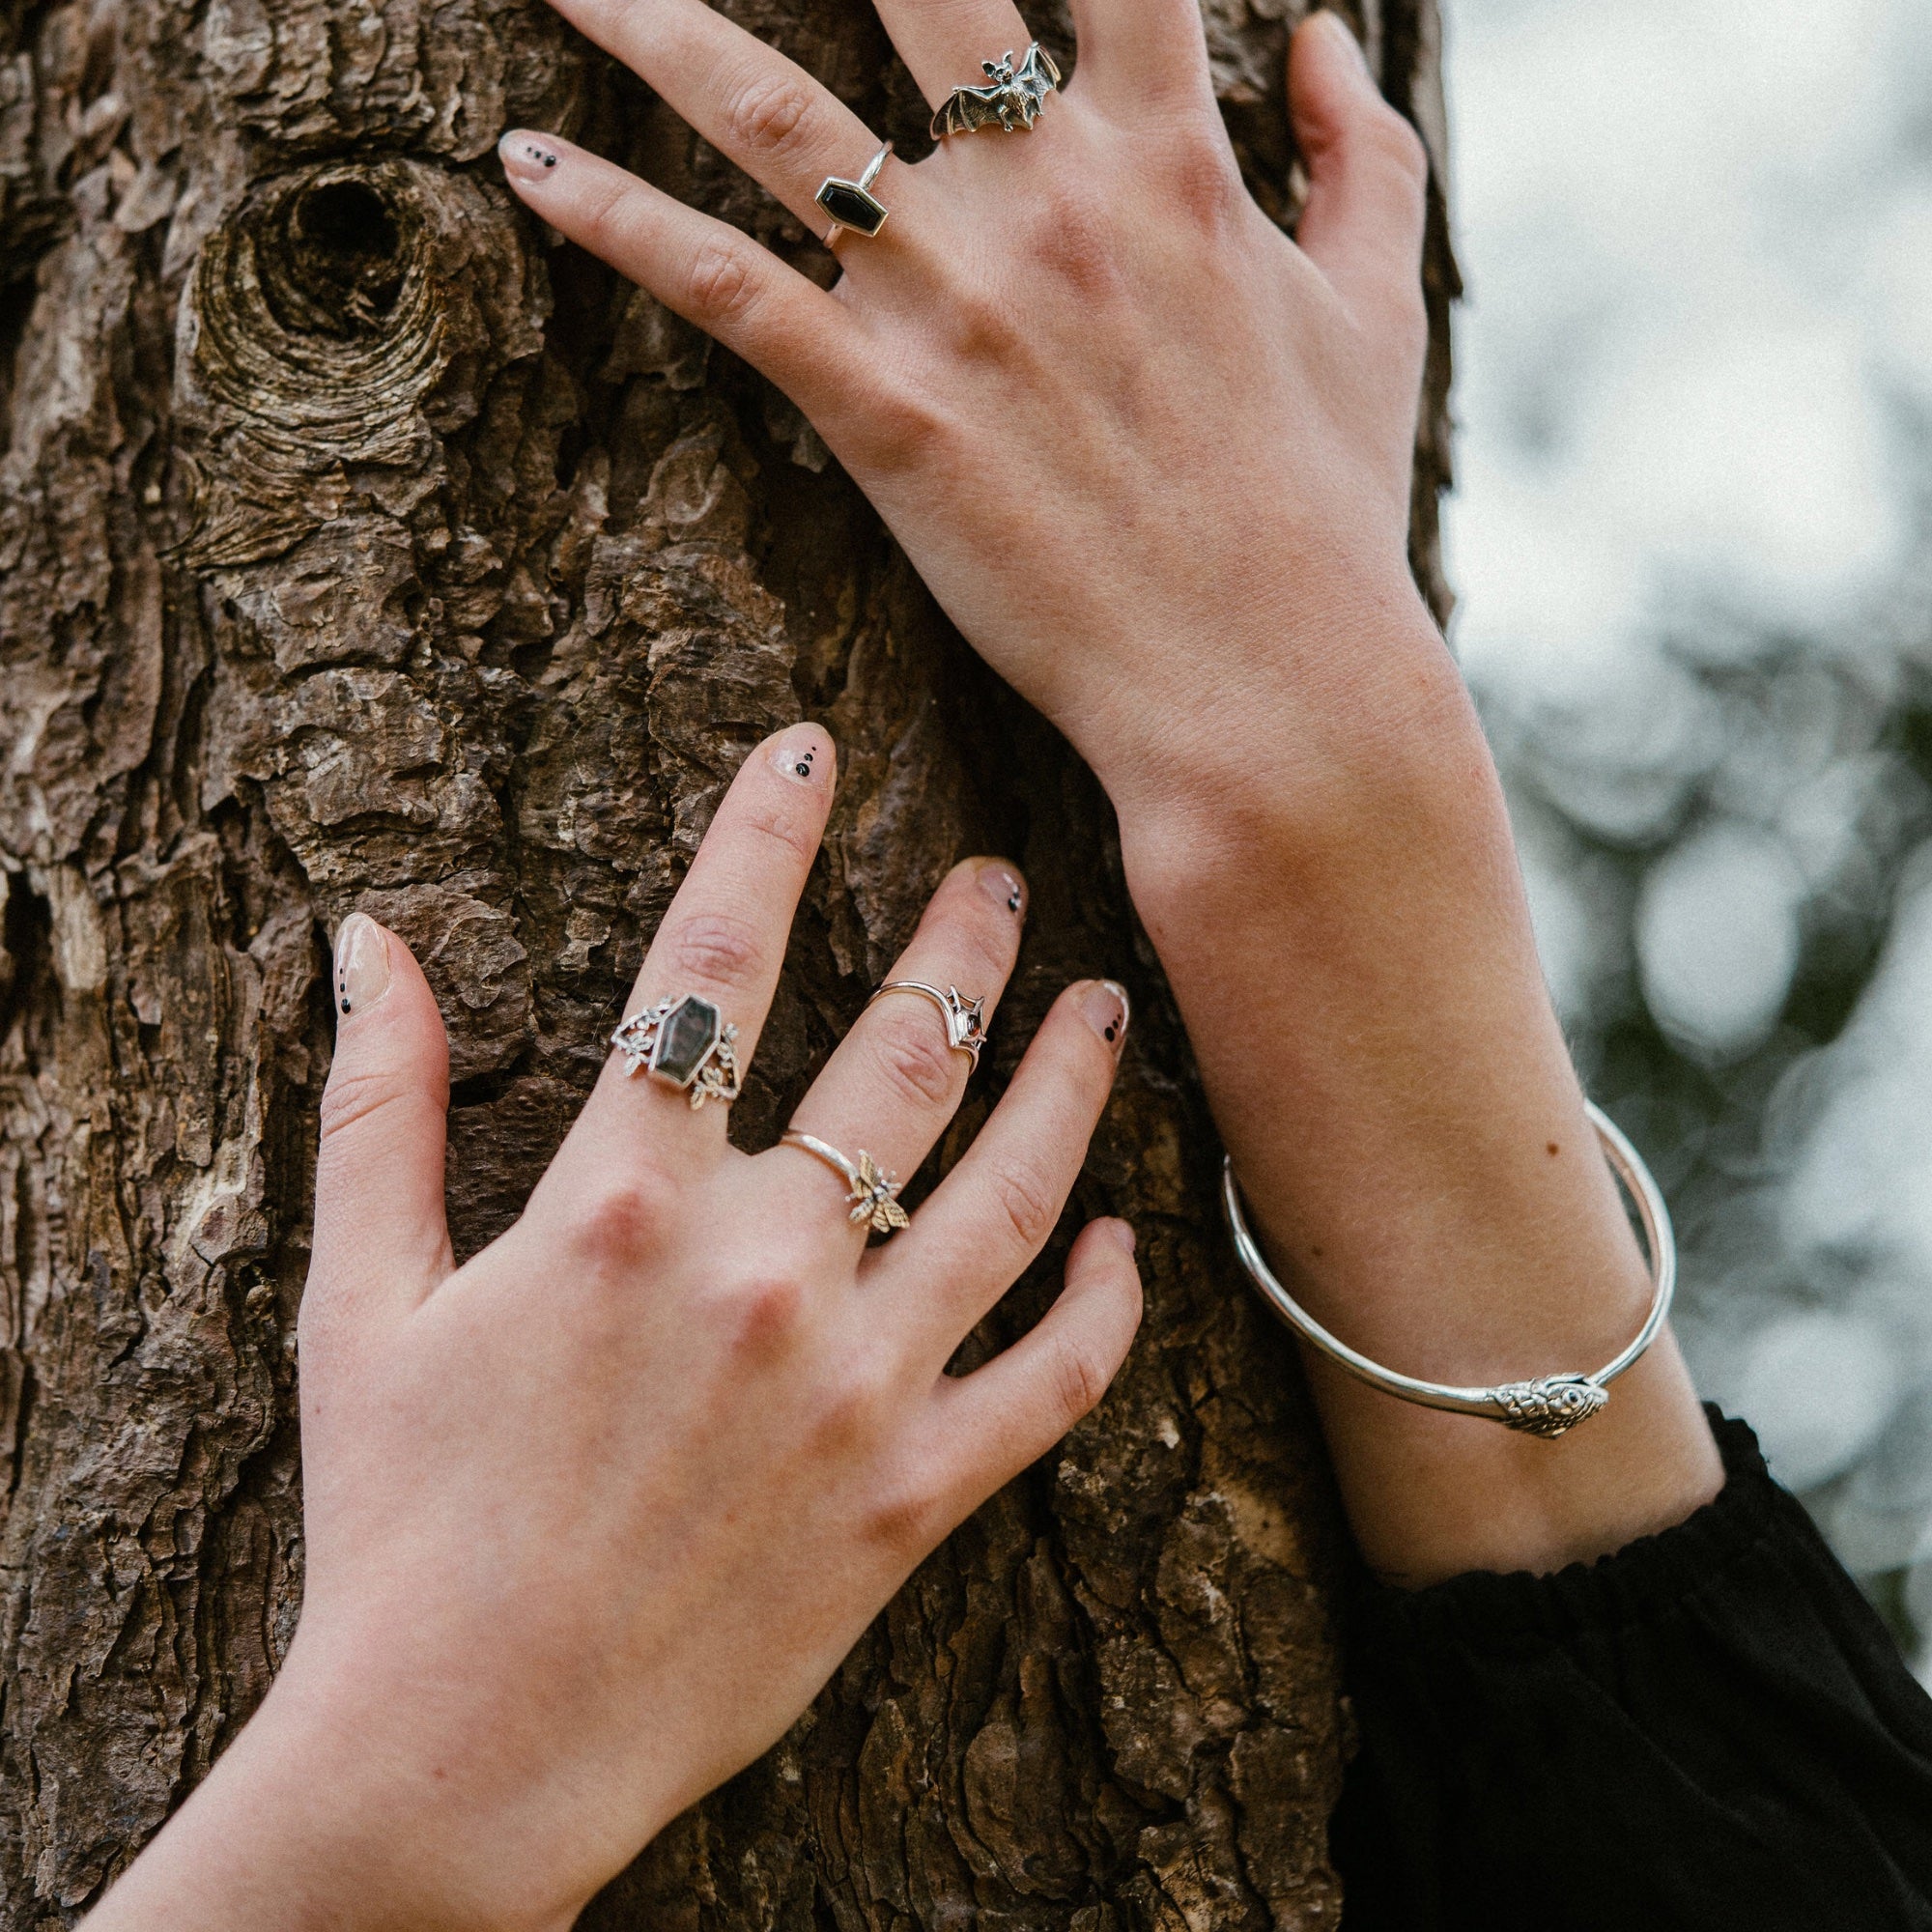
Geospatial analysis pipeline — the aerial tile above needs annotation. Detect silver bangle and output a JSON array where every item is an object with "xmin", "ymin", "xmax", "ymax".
[{"xmin": 1221, "ymin": 1101, "xmax": 1675, "ymax": 1438}]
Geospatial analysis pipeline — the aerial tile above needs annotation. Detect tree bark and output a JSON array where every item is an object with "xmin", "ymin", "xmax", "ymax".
[{"xmin": 0, "ymin": 0, "xmax": 1455, "ymax": 1918}]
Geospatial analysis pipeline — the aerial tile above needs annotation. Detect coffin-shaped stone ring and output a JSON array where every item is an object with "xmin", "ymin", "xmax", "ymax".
[
  {"xmin": 610, "ymin": 993, "xmax": 743, "ymax": 1109},
  {"xmin": 816, "ymin": 141, "xmax": 893, "ymax": 247}
]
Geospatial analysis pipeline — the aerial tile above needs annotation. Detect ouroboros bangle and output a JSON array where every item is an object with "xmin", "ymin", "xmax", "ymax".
[{"xmin": 1221, "ymin": 1101, "xmax": 1676, "ymax": 1438}]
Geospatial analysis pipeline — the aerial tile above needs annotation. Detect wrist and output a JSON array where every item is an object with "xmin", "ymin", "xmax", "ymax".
[
  {"xmin": 86, "ymin": 1665, "xmax": 592, "ymax": 1932},
  {"xmin": 1103, "ymin": 593, "xmax": 1494, "ymax": 923}
]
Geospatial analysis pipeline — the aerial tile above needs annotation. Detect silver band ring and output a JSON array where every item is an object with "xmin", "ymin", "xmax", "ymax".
[
  {"xmin": 781, "ymin": 1130, "xmax": 910, "ymax": 1234},
  {"xmin": 611, "ymin": 992, "xmax": 742, "ymax": 1109},
  {"xmin": 930, "ymin": 42, "xmax": 1062, "ymax": 140},
  {"xmin": 817, "ymin": 140, "xmax": 893, "ymax": 246},
  {"xmin": 867, "ymin": 980, "xmax": 988, "ymax": 1068},
  {"xmin": 1222, "ymin": 1101, "xmax": 1675, "ymax": 1438}
]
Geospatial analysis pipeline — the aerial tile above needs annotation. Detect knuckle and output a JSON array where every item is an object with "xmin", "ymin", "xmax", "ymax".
[
  {"xmin": 853, "ymin": 378, "xmax": 949, "ymax": 472},
  {"xmin": 740, "ymin": 799, "xmax": 821, "ymax": 867},
  {"xmin": 687, "ymin": 235, "xmax": 759, "ymax": 328},
  {"xmin": 810, "ymin": 1356, "xmax": 895, "ymax": 1458},
  {"xmin": 1161, "ymin": 127, "xmax": 1243, "ymax": 230},
  {"xmin": 658, "ymin": 911, "xmax": 767, "ymax": 988},
  {"xmin": 721, "ymin": 1272, "xmax": 810, "ymax": 1357},
  {"xmin": 572, "ymin": 1179, "xmax": 667, "ymax": 1268},
  {"xmin": 724, "ymin": 73, "xmax": 819, "ymax": 166},
  {"xmin": 582, "ymin": 176, "xmax": 639, "ymax": 255},
  {"xmin": 860, "ymin": 1461, "xmax": 943, "ymax": 1555},
  {"xmin": 867, "ymin": 1009, "xmax": 961, "ymax": 1110},
  {"xmin": 942, "ymin": 280, "xmax": 1024, "ymax": 368},
  {"xmin": 318, "ymin": 1065, "xmax": 412, "ymax": 1144},
  {"xmin": 990, "ymin": 1159, "xmax": 1061, "ymax": 1253},
  {"xmin": 1050, "ymin": 1333, "xmax": 1110, "ymax": 1425}
]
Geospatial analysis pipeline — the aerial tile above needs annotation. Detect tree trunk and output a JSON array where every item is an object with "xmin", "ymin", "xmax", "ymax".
[{"xmin": 0, "ymin": 0, "xmax": 1455, "ymax": 1918}]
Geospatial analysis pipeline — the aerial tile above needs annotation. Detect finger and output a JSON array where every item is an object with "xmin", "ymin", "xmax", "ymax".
[
  {"xmin": 532, "ymin": 0, "xmax": 882, "ymax": 238},
  {"xmin": 917, "ymin": 1216, "xmax": 1142, "ymax": 1517},
  {"xmin": 307, "ymin": 915, "xmax": 454, "ymax": 1339},
  {"xmin": 497, "ymin": 134, "xmax": 869, "ymax": 415},
  {"xmin": 778, "ymin": 856, "xmax": 1028, "ymax": 1232},
  {"xmin": 866, "ymin": 0, "xmax": 1035, "ymax": 114},
  {"xmin": 1289, "ymin": 12, "xmax": 1430, "ymax": 348},
  {"xmin": 565, "ymin": 724, "xmax": 836, "ymax": 1161},
  {"xmin": 1064, "ymin": 0, "xmax": 1214, "ymax": 117},
  {"xmin": 881, "ymin": 977, "xmax": 1127, "ymax": 1359}
]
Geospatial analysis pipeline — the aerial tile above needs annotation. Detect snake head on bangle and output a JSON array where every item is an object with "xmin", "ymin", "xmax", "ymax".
[{"xmin": 1491, "ymin": 1376, "xmax": 1610, "ymax": 1438}]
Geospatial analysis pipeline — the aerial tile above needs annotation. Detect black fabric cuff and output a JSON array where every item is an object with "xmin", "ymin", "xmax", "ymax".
[{"xmin": 1347, "ymin": 1407, "xmax": 1801, "ymax": 1653}]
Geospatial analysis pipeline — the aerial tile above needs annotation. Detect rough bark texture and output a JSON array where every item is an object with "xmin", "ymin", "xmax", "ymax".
[{"xmin": 0, "ymin": 0, "xmax": 1456, "ymax": 1918}]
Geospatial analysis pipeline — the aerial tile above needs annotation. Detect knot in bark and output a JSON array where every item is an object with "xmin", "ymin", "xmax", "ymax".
[{"xmin": 176, "ymin": 156, "xmax": 539, "ymax": 567}]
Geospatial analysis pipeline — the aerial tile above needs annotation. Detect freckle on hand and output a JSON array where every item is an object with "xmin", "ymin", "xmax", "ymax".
[{"xmin": 1547, "ymin": 1142, "xmax": 1560, "ymax": 1156}]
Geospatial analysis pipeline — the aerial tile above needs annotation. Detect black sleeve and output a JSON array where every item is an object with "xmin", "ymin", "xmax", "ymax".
[{"xmin": 1330, "ymin": 1409, "xmax": 1932, "ymax": 1931}]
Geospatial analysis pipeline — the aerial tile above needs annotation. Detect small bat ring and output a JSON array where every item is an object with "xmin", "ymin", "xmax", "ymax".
[
  {"xmin": 816, "ymin": 140, "xmax": 894, "ymax": 246},
  {"xmin": 930, "ymin": 42, "xmax": 1062, "ymax": 141}
]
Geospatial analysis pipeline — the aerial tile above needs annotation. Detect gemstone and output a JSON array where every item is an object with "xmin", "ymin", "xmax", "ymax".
[
  {"xmin": 650, "ymin": 994, "xmax": 721, "ymax": 1087},
  {"xmin": 815, "ymin": 177, "xmax": 889, "ymax": 238}
]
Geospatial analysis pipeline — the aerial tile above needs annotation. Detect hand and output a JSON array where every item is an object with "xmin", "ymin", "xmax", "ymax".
[
  {"xmin": 495, "ymin": 8, "xmax": 1435, "ymax": 821},
  {"xmin": 87, "ymin": 726, "xmax": 1140, "ymax": 1932}
]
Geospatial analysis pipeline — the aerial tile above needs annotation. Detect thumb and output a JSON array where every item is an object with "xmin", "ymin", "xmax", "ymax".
[
  {"xmin": 1289, "ymin": 11, "xmax": 1431, "ymax": 349},
  {"xmin": 308, "ymin": 913, "xmax": 454, "ymax": 1338}
]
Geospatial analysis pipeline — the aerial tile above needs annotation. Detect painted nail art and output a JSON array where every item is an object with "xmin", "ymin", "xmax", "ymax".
[
  {"xmin": 978, "ymin": 862, "xmax": 1026, "ymax": 918},
  {"xmin": 498, "ymin": 131, "xmax": 563, "ymax": 184},
  {"xmin": 773, "ymin": 731, "xmax": 826, "ymax": 785},
  {"xmin": 334, "ymin": 913, "xmax": 392, "ymax": 1017},
  {"xmin": 1079, "ymin": 979, "xmax": 1130, "ymax": 1053}
]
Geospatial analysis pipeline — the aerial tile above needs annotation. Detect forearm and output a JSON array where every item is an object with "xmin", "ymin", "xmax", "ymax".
[
  {"xmin": 1105, "ymin": 592, "xmax": 1721, "ymax": 1585},
  {"xmin": 83, "ymin": 1667, "xmax": 586, "ymax": 1932}
]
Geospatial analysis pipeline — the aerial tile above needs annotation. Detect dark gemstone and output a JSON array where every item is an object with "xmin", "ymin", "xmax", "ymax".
[
  {"xmin": 650, "ymin": 995, "xmax": 721, "ymax": 1086},
  {"xmin": 815, "ymin": 178, "xmax": 888, "ymax": 238}
]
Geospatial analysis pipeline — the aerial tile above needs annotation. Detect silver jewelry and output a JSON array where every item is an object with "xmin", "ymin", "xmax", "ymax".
[
  {"xmin": 1221, "ymin": 1101, "xmax": 1675, "ymax": 1439},
  {"xmin": 867, "ymin": 980, "xmax": 988, "ymax": 1068},
  {"xmin": 817, "ymin": 140, "xmax": 892, "ymax": 245},
  {"xmin": 930, "ymin": 43, "xmax": 1062, "ymax": 139},
  {"xmin": 610, "ymin": 993, "xmax": 741, "ymax": 1109},
  {"xmin": 781, "ymin": 1130, "xmax": 910, "ymax": 1234}
]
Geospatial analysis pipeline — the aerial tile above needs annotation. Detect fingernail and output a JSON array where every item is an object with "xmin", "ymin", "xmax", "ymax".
[
  {"xmin": 1102, "ymin": 1217, "xmax": 1137, "ymax": 1259},
  {"xmin": 1314, "ymin": 9, "xmax": 1371, "ymax": 74},
  {"xmin": 978, "ymin": 860, "xmax": 1027, "ymax": 920},
  {"xmin": 772, "ymin": 727, "xmax": 830, "ymax": 786},
  {"xmin": 1078, "ymin": 980, "xmax": 1129, "ymax": 1055},
  {"xmin": 334, "ymin": 913, "xmax": 391, "ymax": 1018},
  {"xmin": 498, "ymin": 129, "xmax": 563, "ymax": 185}
]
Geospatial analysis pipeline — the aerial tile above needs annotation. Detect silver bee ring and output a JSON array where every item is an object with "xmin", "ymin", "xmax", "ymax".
[
  {"xmin": 930, "ymin": 42, "xmax": 1062, "ymax": 140},
  {"xmin": 866, "ymin": 980, "xmax": 988, "ymax": 1067},
  {"xmin": 611, "ymin": 992, "xmax": 742, "ymax": 1109},
  {"xmin": 780, "ymin": 1131, "xmax": 910, "ymax": 1235}
]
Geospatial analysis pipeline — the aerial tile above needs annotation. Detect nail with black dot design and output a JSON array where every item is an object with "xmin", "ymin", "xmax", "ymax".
[
  {"xmin": 333, "ymin": 913, "xmax": 391, "ymax": 1019},
  {"xmin": 772, "ymin": 728, "xmax": 827, "ymax": 787},
  {"xmin": 1078, "ymin": 980, "xmax": 1130, "ymax": 1056},
  {"xmin": 498, "ymin": 129, "xmax": 566, "ymax": 185}
]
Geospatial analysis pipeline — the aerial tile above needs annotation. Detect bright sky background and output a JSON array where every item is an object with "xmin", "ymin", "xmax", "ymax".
[{"xmin": 1442, "ymin": 0, "xmax": 1932, "ymax": 1652}]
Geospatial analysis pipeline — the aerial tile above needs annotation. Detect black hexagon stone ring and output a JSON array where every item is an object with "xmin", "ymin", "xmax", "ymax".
[
  {"xmin": 816, "ymin": 141, "xmax": 893, "ymax": 247},
  {"xmin": 611, "ymin": 993, "xmax": 743, "ymax": 1109}
]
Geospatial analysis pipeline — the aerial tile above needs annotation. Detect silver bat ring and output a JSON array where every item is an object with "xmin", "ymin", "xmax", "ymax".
[{"xmin": 929, "ymin": 42, "xmax": 1062, "ymax": 140}]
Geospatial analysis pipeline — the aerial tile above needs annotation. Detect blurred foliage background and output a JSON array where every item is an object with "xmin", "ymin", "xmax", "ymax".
[{"xmin": 1444, "ymin": 0, "xmax": 1932, "ymax": 1656}]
